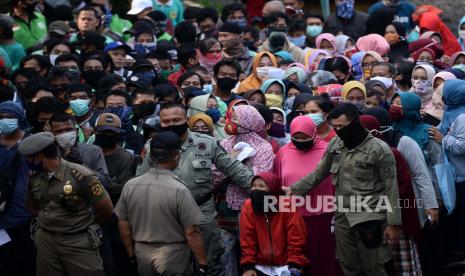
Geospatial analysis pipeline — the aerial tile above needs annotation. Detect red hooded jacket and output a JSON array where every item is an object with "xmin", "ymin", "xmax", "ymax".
[{"xmin": 239, "ymin": 173, "xmax": 309, "ymax": 270}]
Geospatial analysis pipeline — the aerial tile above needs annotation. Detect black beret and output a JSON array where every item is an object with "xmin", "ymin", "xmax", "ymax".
[{"xmin": 219, "ymin": 22, "xmax": 243, "ymax": 34}]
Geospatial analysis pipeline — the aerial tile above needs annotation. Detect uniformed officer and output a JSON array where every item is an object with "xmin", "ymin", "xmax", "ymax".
[
  {"xmin": 115, "ymin": 131, "xmax": 208, "ymax": 276},
  {"xmin": 18, "ymin": 132, "xmax": 114, "ymax": 276},
  {"xmin": 284, "ymin": 103, "xmax": 401, "ymax": 276},
  {"xmin": 137, "ymin": 102, "xmax": 254, "ymax": 275}
]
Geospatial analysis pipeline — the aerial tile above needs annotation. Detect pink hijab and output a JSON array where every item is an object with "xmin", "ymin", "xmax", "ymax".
[
  {"xmin": 273, "ymin": 115, "xmax": 334, "ymax": 216},
  {"xmin": 221, "ymin": 105, "xmax": 274, "ymax": 210},
  {"xmin": 356, "ymin": 34, "xmax": 390, "ymax": 57},
  {"xmin": 432, "ymin": 71, "xmax": 456, "ymax": 87},
  {"xmin": 306, "ymin": 49, "xmax": 330, "ymax": 71},
  {"xmin": 316, "ymin": 33, "xmax": 337, "ymax": 52}
]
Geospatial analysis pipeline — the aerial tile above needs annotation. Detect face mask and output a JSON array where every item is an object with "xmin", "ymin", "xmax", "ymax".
[
  {"xmin": 55, "ymin": 131, "xmax": 77, "ymax": 150},
  {"xmin": 227, "ymin": 18, "xmax": 247, "ymax": 28},
  {"xmin": 453, "ymin": 64, "xmax": 465, "ymax": 73},
  {"xmin": 82, "ymin": 70, "xmax": 106, "ymax": 89},
  {"xmin": 291, "ymin": 137, "xmax": 314, "ymax": 151},
  {"xmin": 370, "ymin": 76, "xmax": 393, "ymax": 89},
  {"xmin": 205, "ymin": 53, "xmax": 222, "ymax": 63},
  {"xmin": 411, "ymin": 79, "xmax": 430, "ymax": 95},
  {"xmin": 133, "ymin": 102, "xmax": 156, "ymax": 119},
  {"xmin": 407, "ymin": 29, "xmax": 420, "ymax": 43},
  {"xmin": 160, "ymin": 69, "xmax": 171, "ymax": 79},
  {"xmin": 268, "ymin": 122, "xmax": 286, "ymax": 138},
  {"xmin": 243, "ymin": 41, "xmax": 257, "ymax": 52},
  {"xmin": 94, "ymin": 134, "xmax": 121, "ymax": 148},
  {"xmin": 224, "ymin": 117, "xmax": 238, "ymax": 135},
  {"xmin": 384, "ymin": 33, "xmax": 400, "ymax": 45},
  {"xmin": 49, "ymin": 54, "xmax": 59, "ymax": 65},
  {"xmin": 335, "ymin": 119, "xmax": 368, "ymax": 149},
  {"xmin": 137, "ymin": 71, "xmax": 157, "ymax": 84},
  {"xmin": 306, "ymin": 113, "xmax": 325, "ymax": 127},
  {"xmin": 336, "ymin": 0, "xmax": 354, "ymax": 19},
  {"xmin": 205, "ymin": 108, "xmax": 221, "ymax": 124},
  {"xmin": 288, "ymin": 35, "xmax": 306, "ymax": 48},
  {"xmin": 459, "ymin": 30, "xmax": 465, "ymax": 40},
  {"xmin": 306, "ymin": 25, "xmax": 322, "ymax": 37},
  {"xmin": 256, "ymin": 67, "xmax": 271, "ymax": 79},
  {"xmin": 250, "ymin": 189, "xmax": 271, "ymax": 213},
  {"xmin": 363, "ymin": 68, "xmax": 371, "ymax": 80},
  {"xmin": 0, "ymin": 118, "xmax": 19, "ymax": 134},
  {"xmin": 285, "ymin": 96, "xmax": 295, "ymax": 111},
  {"xmin": 69, "ymin": 99, "xmax": 90, "ymax": 117},
  {"xmin": 203, "ymin": 84, "xmax": 213, "ymax": 94},
  {"xmin": 350, "ymin": 100, "xmax": 366, "ymax": 111},
  {"xmin": 416, "ymin": 61, "xmax": 431, "ymax": 66},
  {"xmin": 216, "ymin": 77, "xmax": 238, "ymax": 91},
  {"xmin": 389, "ymin": 104, "xmax": 403, "ymax": 121},
  {"xmin": 159, "ymin": 122, "xmax": 189, "ymax": 136},
  {"xmin": 134, "ymin": 42, "xmax": 157, "ymax": 54},
  {"xmin": 66, "ymin": 68, "xmax": 81, "ymax": 83},
  {"xmin": 202, "ymin": 28, "xmax": 217, "ymax": 39},
  {"xmin": 265, "ymin": 93, "xmax": 283, "ymax": 108},
  {"xmin": 268, "ymin": 27, "xmax": 289, "ymax": 36}
]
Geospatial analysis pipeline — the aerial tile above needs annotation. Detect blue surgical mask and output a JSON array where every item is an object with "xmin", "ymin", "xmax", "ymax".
[
  {"xmin": 205, "ymin": 108, "xmax": 221, "ymax": 124},
  {"xmin": 288, "ymin": 35, "xmax": 306, "ymax": 48},
  {"xmin": 306, "ymin": 113, "xmax": 325, "ymax": 127},
  {"xmin": 203, "ymin": 84, "xmax": 213, "ymax": 94},
  {"xmin": 306, "ymin": 25, "xmax": 322, "ymax": 37},
  {"xmin": 0, "ymin": 118, "xmax": 19, "ymax": 134},
  {"xmin": 69, "ymin": 99, "xmax": 90, "ymax": 117}
]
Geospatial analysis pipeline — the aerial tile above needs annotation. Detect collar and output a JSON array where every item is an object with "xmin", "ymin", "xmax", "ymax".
[
  {"xmin": 50, "ymin": 158, "xmax": 67, "ymax": 181},
  {"xmin": 182, "ymin": 130, "xmax": 197, "ymax": 150},
  {"xmin": 155, "ymin": 0, "xmax": 173, "ymax": 6},
  {"xmin": 347, "ymin": 133, "xmax": 373, "ymax": 153},
  {"xmin": 149, "ymin": 167, "xmax": 175, "ymax": 175}
]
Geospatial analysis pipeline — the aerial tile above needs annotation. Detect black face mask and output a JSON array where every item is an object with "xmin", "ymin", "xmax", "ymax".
[
  {"xmin": 335, "ymin": 119, "xmax": 368, "ymax": 150},
  {"xmin": 250, "ymin": 190, "xmax": 271, "ymax": 214},
  {"xmin": 243, "ymin": 41, "xmax": 257, "ymax": 52},
  {"xmin": 132, "ymin": 102, "xmax": 156, "ymax": 120},
  {"xmin": 159, "ymin": 122, "xmax": 189, "ymax": 136},
  {"xmin": 216, "ymin": 77, "xmax": 238, "ymax": 91},
  {"xmin": 94, "ymin": 134, "xmax": 121, "ymax": 148},
  {"xmin": 81, "ymin": 70, "xmax": 106, "ymax": 89},
  {"xmin": 268, "ymin": 122, "xmax": 286, "ymax": 138},
  {"xmin": 291, "ymin": 138, "xmax": 314, "ymax": 151}
]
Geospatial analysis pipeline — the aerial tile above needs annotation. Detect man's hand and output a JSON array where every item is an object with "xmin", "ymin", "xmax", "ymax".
[
  {"xmin": 243, "ymin": 270, "xmax": 257, "ymax": 276},
  {"xmin": 282, "ymin": 186, "xmax": 293, "ymax": 196},
  {"xmin": 428, "ymin": 127, "xmax": 444, "ymax": 143},
  {"xmin": 384, "ymin": 225, "xmax": 400, "ymax": 245},
  {"xmin": 82, "ymin": 126, "xmax": 94, "ymax": 139},
  {"xmin": 426, "ymin": 208, "xmax": 439, "ymax": 225},
  {"xmin": 229, "ymin": 149, "xmax": 242, "ymax": 160}
]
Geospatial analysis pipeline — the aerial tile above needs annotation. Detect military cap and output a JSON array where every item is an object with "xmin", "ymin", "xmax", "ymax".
[{"xmin": 18, "ymin": 132, "xmax": 55, "ymax": 155}]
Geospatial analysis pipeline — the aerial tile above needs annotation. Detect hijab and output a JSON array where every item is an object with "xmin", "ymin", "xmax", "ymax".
[
  {"xmin": 238, "ymin": 52, "xmax": 278, "ymax": 94},
  {"xmin": 306, "ymin": 49, "xmax": 330, "ymax": 71},
  {"xmin": 187, "ymin": 93, "xmax": 227, "ymax": 140},
  {"xmin": 188, "ymin": 113, "xmax": 214, "ymax": 134},
  {"xmin": 283, "ymin": 67, "xmax": 307, "ymax": 84},
  {"xmin": 448, "ymin": 51, "xmax": 465, "ymax": 66},
  {"xmin": 251, "ymin": 172, "xmax": 282, "ymax": 195},
  {"xmin": 458, "ymin": 15, "xmax": 465, "ymax": 51},
  {"xmin": 335, "ymin": 35, "xmax": 352, "ymax": 53},
  {"xmin": 286, "ymin": 93, "xmax": 314, "ymax": 128},
  {"xmin": 341, "ymin": 80, "xmax": 367, "ymax": 100},
  {"xmin": 410, "ymin": 64, "xmax": 436, "ymax": 107},
  {"xmin": 408, "ymin": 38, "xmax": 444, "ymax": 60},
  {"xmin": 315, "ymin": 33, "xmax": 337, "ymax": 53},
  {"xmin": 351, "ymin": 51, "xmax": 366, "ymax": 81},
  {"xmin": 438, "ymin": 79, "xmax": 465, "ymax": 135},
  {"xmin": 356, "ymin": 34, "xmax": 390, "ymax": 57},
  {"xmin": 260, "ymin": 79, "xmax": 286, "ymax": 96},
  {"xmin": 392, "ymin": 92, "xmax": 431, "ymax": 150},
  {"xmin": 274, "ymin": 51, "xmax": 294, "ymax": 62}
]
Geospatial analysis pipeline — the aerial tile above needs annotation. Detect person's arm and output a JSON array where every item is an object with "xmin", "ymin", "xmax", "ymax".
[
  {"xmin": 26, "ymin": 191, "xmax": 39, "ymax": 217},
  {"xmin": 213, "ymin": 141, "xmax": 254, "ymax": 189},
  {"xmin": 185, "ymin": 225, "xmax": 207, "ymax": 266},
  {"xmin": 239, "ymin": 201, "xmax": 258, "ymax": 273},
  {"xmin": 443, "ymin": 115, "xmax": 465, "ymax": 155},
  {"xmin": 377, "ymin": 143, "xmax": 401, "ymax": 226},
  {"xmin": 84, "ymin": 175, "xmax": 113, "ymax": 224},
  {"xmin": 118, "ymin": 219, "xmax": 135, "ymax": 257},
  {"xmin": 93, "ymin": 197, "xmax": 113, "ymax": 224}
]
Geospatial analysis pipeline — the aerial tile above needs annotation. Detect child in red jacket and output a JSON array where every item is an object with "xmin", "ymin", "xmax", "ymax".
[{"xmin": 240, "ymin": 172, "xmax": 308, "ymax": 276}]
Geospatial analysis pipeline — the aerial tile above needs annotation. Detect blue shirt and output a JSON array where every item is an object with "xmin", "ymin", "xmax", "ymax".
[
  {"xmin": 0, "ymin": 144, "xmax": 31, "ymax": 229},
  {"xmin": 368, "ymin": 1, "xmax": 416, "ymax": 32}
]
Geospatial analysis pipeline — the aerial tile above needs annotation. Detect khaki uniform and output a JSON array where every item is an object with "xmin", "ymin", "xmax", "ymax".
[
  {"xmin": 292, "ymin": 134, "xmax": 401, "ymax": 276},
  {"xmin": 115, "ymin": 168, "xmax": 204, "ymax": 276},
  {"xmin": 29, "ymin": 159, "xmax": 109, "ymax": 276},
  {"xmin": 137, "ymin": 131, "xmax": 254, "ymax": 275}
]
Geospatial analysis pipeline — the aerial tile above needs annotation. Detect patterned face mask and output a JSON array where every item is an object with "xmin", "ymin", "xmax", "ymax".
[{"xmin": 411, "ymin": 79, "xmax": 431, "ymax": 95}]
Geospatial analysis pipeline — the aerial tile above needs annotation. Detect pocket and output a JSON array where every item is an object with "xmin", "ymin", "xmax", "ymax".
[
  {"xmin": 192, "ymin": 159, "xmax": 212, "ymax": 169},
  {"xmin": 352, "ymin": 168, "xmax": 374, "ymax": 190}
]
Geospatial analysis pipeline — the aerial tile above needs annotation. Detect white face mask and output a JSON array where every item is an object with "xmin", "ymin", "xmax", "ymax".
[
  {"xmin": 370, "ymin": 76, "xmax": 393, "ymax": 89},
  {"xmin": 459, "ymin": 30, "xmax": 465, "ymax": 39},
  {"xmin": 49, "ymin": 54, "xmax": 59, "ymax": 65},
  {"xmin": 55, "ymin": 131, "xmax": 77, "ymax": 150},
  {"xmin": 256, "ymin": 66, "xmax": 272, "ymax": 79}
]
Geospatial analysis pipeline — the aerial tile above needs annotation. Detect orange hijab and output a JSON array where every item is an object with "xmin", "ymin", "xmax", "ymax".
[{"xmin": 237, "ymin": 52, "xmax": 277, "ymax": 94}]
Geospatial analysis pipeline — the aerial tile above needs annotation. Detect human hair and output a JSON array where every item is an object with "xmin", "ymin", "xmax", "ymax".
[
  {"xmin": 55, "ymin": 53, "xmax": 81, "ymax": 67},
  {"xmin": 47, "ymin": 66, "xmax": 71, "ymax": 82},
  {"xmin": 150, "ymin": 147, "xmax": 179, "ymax": 164},
  {"xmin": 328, "ymin": 102, "xmax": 359, "ymax": 121},
  {"xmin": 41, "ymin": 143, "xmax": 60, "ymax": 159},
  {"xmin": 197, "ymin": 7, "xmax": 219, "ymax": 24},
  {"xmin": 177, "ymin": 45, "xmax": 197, "ymax": 67},
  {"xmin": 149, "ymin": 50, "xmax": 172, "ymax": 61},
  {"xmin": 49, "ymin": 112, "xmax": 77, "ymax": 126},
  {"xmin": 160, "ymin": 101, "xmax": 187, "ymax": 115},
  {"xmin": 184, "ymin": 6, "xmax": 202, "ymax": 21},
  {"xmin": 131, "ymin": 89, "xmax": 155, "ymax": 104},
  {"xmin": 306, "ymin": 94, "xmax": 332, "ymax": 113},
  {"xmin": 174, "ymin": 22, "xmax": 197, "ymax": 45},
  {"xmin": 11, "ymin": 67, "xmax": 39, "ymax": 83},
  {"xmin": 267, "ymin": 12, "xmax": 289, "ymax": 26},
  {"xmin": 154, "ymin": 83, "xmax": 180, "ymax": 101},
  {"xmin": 252, "ymin": 103, "xmax": 273, "ymax": 123},
  {"xmin": 322, "ymin": 57, "xmax": 350, "ymax": 75},
  {"xmin": 371, "ymin": 61, "xmax": 396, "ymax": 76},
  {"xmin": 289, "ymin": 19, "xmax": 306, "ymax": 33},
  {"xmin": 20, "ymin": 55, "xmax": 51, "ymax": 71},
  {"xmin": 221, "ymin": 3, "xmax": 246, "ymax": 22},
  {"xmin": 34, "ymin": 96, "xmax": 67, "ymax": 115},
  {"xmin": 0, "ymin": 86, "xmax": 14, "ymax": 102},
  {"xmin": 78, "ymin": 5, "xmax": 100, "ymax": 20},
  {"xmin": 213, "ymin": 60, "xmax": 241, "ymax": 78},
  {"xmin": 198, "ymin": 37, "xmax": 220, "ymax": 56},
  {"xmin": 24, "ymin": 76, "xmax": 51, "ymax": 100},
  {"xmin": 303, "ymin": 11, "xmax": 324, "ymax": 23},
  {"xmin": 81, "ymin": 52, "xmax": 110, "ymax": 71},
  {"xmin": 177, "ymin": 71, "xmax": 205, "ymax": 87},
  {"xmin": 244, "ymin": 26, "xmax": 259, "ymax": 41},
  {"xmin": 104, "ymin": 89, "xmax": 130, "ymax": 104},
  {"xmin": 45, "ymin": 39, "xmax": 74, "ymax": 56},
  {"xmin": 190, "ymin": 65, "xmax": 209, "ymax": 76},
  {"xmin": 67, "ymin": 83, "xmax": 93, "ymax": 98},
  {"xmin": 366, "ymin": 89, "xmax": 383, "ymax": 102},
  {"xmin": 395, "ymin": 60, "xmax": 415, "ymax": 88}
]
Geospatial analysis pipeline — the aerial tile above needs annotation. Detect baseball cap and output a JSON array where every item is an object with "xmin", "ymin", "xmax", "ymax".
[
  {"xmin": 48, "ymin": 20, "xmax": 69, "ymax": 36},
  {"xmin": 73, "ymin": 32, "xmax": 106, "ymax": 50},
  {"xmin": 104, "ymin": 41, "xmax": 132, "ymax": 53},
  {"xmin": 127, "ymin": 0, "xmax": 152, "ymax": 15},
  {"xmin": 133, "ymin": 59, "xmax": 154, "ymax": 71},
  {"xmin": 219, "ymin": 22, "xmax": 243, "ymax": 34},
  {"xmin": 124, "ymin": 20, "xmax": 154, "ymax": 36},
  {"xmin": 95, "ymin": 113, "xmax": 123, "ymax": 133},
  {"xmin": 126, "ymin": 75, "xmax": 151, "ymax": 90}
]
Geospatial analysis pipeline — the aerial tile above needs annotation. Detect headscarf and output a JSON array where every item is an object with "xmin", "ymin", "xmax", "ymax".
[
  {"xmin": 286, "ymin": 81, "xmax": 312, "ymax": 95},
  {"xmin": 306, "ymin": 49, "xmax": 330, "ymax": 71},
  {"xmin": 274, "ymin": 51, "xmax": 294, "ymax": 62},
  {"xmin": 287, "ymin": 62, "xmax": 307, "ymax": 71},
  {"xmin": 351, "ymin": 51, "xmax": 366, "ymax": 81},
  {"xmin": 307, "ymin": 70, "xmax": 338, "ymax": 89},
  {"xmin": 415, "ymin": 6, "xmax": 462, "ymax": 56},
  {"xmin": 420, "ymin": 31, "xmax": 441, "ymax": 41},
  {"xmin": 286, "ymin": 93, "xmax": 314, "ymax": 128},
  {"xmin": 408, "ymin": 38, "xmax": 444, "ymax": 60},
  {"xmin": 290, "ymin": 115, "xmax": 317, "ymax": 140},
  {"xmin": 270, "ymin": 107, "xmax": 287, "ymax": 125},
  {"xmin": 361, "ymin": 51, "xmax": 384, "ymax": 64},
  {"xmin": 410, "ymin": 64, "xmax": 435, "ymax": 107},
  {"xmin": 260, "ymin": 78, "xmax": 286, "ymax": 95},
  {"xmin": 187, "ymin": 93, "xmax": 227, "ymax": 140},
  {"xmin": 432, "ymin": 71, "xmax": 456, "ymax": 87},
  {"xmin": 360, "ymin": 115, "xmax": 382, "ymax": 139},
  {"xmin": 356, "ymin": 34, "xmax": 390, "ymax": 57},
  {"xmin": 363, "ymin": 107, "xmax": 391, "ymax": 127},
  {"xmin": 392, "ymin": 92, "xmax": 431, "ymax": 150},
  {"xmin": 341, "ymin": 80, "xmax": 367, "ymax": 100},
  {"xmin": 238, "ymin": 52, "xmax": 277, "ymax": 94},
  {"xmin": 251, "ymin": 172, "xmax": 282, "ymax": 195},
  {"xmin": 335, "ymin": 35, "xmax": 352, "ymax": 53},
  {"xmin": 458, "ymin": 15, "xmax": 465, "ymax": 51},
  {"xmin": 188, "ymin": 113, "xmax": 214, "ymax": 134},
  {"xmin": 448, "ymin": 51, "xmax": 465, "ymax": 66},
  {"xmin": 221, "ymin": 105, "xmax": 274, "ymax": 210},
  {"xmin": 283, "ymin": 67, "xmax": 307, "ymax": 84},
  {"xmin": 444, "ymin": 68, "xmax": 465, "ymax": 80},
  {"xmin": 315, "ymin": 33, "xmax": 336, "ymax": 53},
  {"xmin": 438, "ymin": 79, "xmax": 465, "ymax": 135}
]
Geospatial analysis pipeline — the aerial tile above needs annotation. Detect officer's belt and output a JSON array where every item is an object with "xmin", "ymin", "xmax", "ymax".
[
  {"xmin": 196, "ymin": 193, "xmax": 213, "ymax": 206},
  {"xmin": 40, "ymin": 227, "xmax": 88, "ymax": 236}
]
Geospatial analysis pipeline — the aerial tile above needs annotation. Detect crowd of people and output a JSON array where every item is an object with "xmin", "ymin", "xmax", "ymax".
[{"xmin": 1, "ymin": 0, "xmax": 465, "ymax": 275}]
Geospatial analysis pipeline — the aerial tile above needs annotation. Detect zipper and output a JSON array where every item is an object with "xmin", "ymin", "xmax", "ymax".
[{"xmin": 264, "ymin": 213, "xmax": 274, "ymax": 266}]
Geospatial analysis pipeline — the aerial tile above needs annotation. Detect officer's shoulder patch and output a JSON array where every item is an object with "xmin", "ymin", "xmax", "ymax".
[
  {"xmin": 197, "ymin": 142, "xmax": 207, "ymax": 151},
  {"xmin": 90, "ymin": 182, "xmax": 103, "ymax": 196}
]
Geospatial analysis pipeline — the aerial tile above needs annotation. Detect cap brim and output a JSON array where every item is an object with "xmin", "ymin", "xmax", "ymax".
[
  {"xmin": 127, "ymin": 8, "xmax": 144, "ymax": 15},
  {"xmin": 49, "ymin": 29, "xmax": 67, "ymax": 36},
  {"xmin": 95, "ymin": 126, "xmax": 123, "ymax": 133},
  {"xmin": 106, "ymin": 45, "xmax": 132, "ymax": 53}
]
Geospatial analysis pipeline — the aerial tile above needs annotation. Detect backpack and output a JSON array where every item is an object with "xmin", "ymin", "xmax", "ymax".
[{"xmin": 0, "ymin": 151, "xmax": 22, "ymax": 213}]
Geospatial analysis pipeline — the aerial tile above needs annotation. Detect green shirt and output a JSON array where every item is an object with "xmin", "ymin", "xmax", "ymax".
[
  {"xmin": 13, "ymin": 12, "xmax": 47, "ymax": 50},
  {"xmin": 152, "ymin": 0, "xmax": 184, "ymax": 26},
  {"xmin": 109, "ymin": 14, "xmax": 132, "ymax": 42}
]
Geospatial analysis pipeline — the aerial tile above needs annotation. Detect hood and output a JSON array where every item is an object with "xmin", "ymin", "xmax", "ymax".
[
  {"xmin": 252, "ymin": 172, "xmax": 282, "ymax": 194},
  {"xmin": 290, "ymin": 115, "xmax": 316, "ymax": 139}
]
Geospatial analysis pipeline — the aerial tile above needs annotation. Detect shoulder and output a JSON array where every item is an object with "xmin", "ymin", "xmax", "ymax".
[
  {"xmin": 78, "ymin": 143, "xmax": 101, "ymax": 152},
  {"xmin": 191, "ymin": 131, "xmax": 216, "ymax": 142},
  {"xmin": 67, "ymin": 161, "xmax": 96, "ymax": 180},
  {"xmin": 328, "ymin": 135, "xmax": 344, "ymax": 150},
  {"xmin": 367, "ymin": 136, "xmax": 392, "ymax": 153}
]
